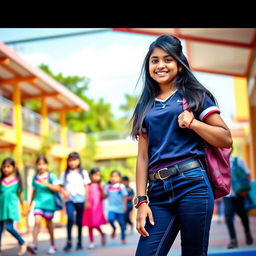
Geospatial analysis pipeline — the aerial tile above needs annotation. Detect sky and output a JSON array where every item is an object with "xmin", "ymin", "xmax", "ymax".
[{"xmin": 0, "ymin": 28, "xmax": 235, "ymax": 122}]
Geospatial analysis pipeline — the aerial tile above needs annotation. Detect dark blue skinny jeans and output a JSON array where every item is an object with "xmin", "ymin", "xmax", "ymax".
[
  {"xmin": 65, "ymin": 201, "xmax": 84, "ymax": 244},
  {"xmin": 223, "ymin": 196, "xmax": 250, "ymax": 240},
  {"xmin": 135, "ymin": 159, "xmax": 214, "ymax": 256},
  {"xmin": 0, "ymin": 219, "xmax": 25, "ymax": 249}
]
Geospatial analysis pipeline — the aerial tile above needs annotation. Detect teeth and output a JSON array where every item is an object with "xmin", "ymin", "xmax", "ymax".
[{"xmin": 156, "ymin": 72, "xmax": 167, "ymax": 75}]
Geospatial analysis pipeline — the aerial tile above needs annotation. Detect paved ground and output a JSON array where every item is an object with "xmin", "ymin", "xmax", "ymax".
[{"xmin": 1, "ymin": 216, "xmax": 256, "ymax": 256}]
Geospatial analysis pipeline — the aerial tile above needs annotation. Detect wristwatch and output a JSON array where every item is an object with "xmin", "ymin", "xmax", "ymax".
[{"xmin": 133, "ymin": 195, "xmax": 149, "ymax": 209}]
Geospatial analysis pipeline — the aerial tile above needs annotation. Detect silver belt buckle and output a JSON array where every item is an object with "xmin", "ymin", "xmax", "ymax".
[{"xmin": 157, "ymin": 168, "xmax": 169, "ymax": 180}]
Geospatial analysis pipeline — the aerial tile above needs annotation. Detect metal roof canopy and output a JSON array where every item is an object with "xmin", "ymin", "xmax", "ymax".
[
  {"xmin": 113, "ymin": 28, "xmax": 256, "ymax": 77},
  {"xmin": 0, "ymin": 41, "xmax": 89, "ymax": 112}
]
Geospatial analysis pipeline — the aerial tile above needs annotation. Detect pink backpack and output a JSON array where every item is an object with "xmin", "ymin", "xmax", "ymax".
[{"xmin": 183, "ymin": 98, "xmax": 232, "ymax": 199}]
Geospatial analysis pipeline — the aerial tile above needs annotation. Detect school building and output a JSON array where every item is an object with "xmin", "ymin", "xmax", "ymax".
[{"xmin": 0, "ymin": 41, "xmax": 89, "ymax": 170}]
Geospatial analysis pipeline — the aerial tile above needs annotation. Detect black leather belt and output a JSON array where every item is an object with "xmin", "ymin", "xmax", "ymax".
[{"xmin": 148, "ymin": 159, "xmax": 201, "ymax": 181}]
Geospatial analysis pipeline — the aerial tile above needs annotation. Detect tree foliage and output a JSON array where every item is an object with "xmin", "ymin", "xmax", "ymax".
[{"xmin": 39, "ymin": 64, "xmax": 118, "ymax": 133}]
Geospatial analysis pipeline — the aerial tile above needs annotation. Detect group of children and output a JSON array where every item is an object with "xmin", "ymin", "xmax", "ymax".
[{"xmin": 0, "ymin": 152, "xmax": 134, "ymax": 255}]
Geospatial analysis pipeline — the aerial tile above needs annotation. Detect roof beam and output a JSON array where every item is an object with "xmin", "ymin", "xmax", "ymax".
[
  {"xmin": 173, "ymin": 30, "xmax": 256, "ymax": 49},
  {"xmin": 0, "ymin": 76, "xmax": 38, "ymax": 85},
  {"xmin": 48, "ymin": 107, "xmax": 83, "ymax": 113},
  {"xmin": 0, "ymin": 57, "xmax": 10, "ymax": 65},
  {"xmin": 22, "ymin": 92, "xmax": 60, "ymax": 100}
]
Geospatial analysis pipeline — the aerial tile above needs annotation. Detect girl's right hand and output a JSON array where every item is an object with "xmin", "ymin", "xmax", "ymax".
[
  {"xmin": 136, "ymin": 203, "xmax": 154, "ymax": 237},
  {"xmin": 62, "ymin": 191, "xmax": 70, "ymax": 199}
]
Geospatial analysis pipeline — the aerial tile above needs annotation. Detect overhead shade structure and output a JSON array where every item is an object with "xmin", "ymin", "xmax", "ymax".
[
  {"xmin": 113, "ymin": 28, "xmax": 256, "ymax": 77},
  {"xmin": 0, "ymin": 41, "xmax": 89, "ymax": 112}
]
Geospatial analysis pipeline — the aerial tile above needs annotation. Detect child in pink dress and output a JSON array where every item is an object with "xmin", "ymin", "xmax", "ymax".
[{"xmin": 82, "ymin": 168, "xmax": 107, "ymax": 249}]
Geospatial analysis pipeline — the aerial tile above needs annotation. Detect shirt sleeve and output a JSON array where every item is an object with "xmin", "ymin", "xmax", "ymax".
[
  {"xmin": 121, "ymin": 184, "xmax": 128, "ymax": 196},
  {"xmin": 198, "ymin": 94, "xmax": 220, "ymax": 121},
  {"xmin": 59, "ymin": 172, "xmax": 65, "ymax": 186},
  {"xmin": 83, "ymin": 170, "xmax": 91, "ymax": 185},
  {"xmin": 237, "ymin": 157, "xmax": 250, "ymax": 175},
  {"xmin": 32, "ymin": 175, "xmax": 36, "ymax": 189},
  {"xmin": 50, "ymin": 172, "xmax": 61, "ymax": 185},
  {"xmin": 104, "ymin": 184, "xmax": 109, "ymax": 195}
]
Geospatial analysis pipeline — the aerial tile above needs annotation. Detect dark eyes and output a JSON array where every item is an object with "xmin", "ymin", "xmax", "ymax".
[{"xmin": 151, "ymin": 58, "xmax": 173, "ymax": 64}]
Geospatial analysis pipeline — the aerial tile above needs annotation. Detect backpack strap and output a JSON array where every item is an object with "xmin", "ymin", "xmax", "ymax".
[
  {"xmin": 48, "ymin": 172, "xmax": 53, "ymax": 184},
  {"xmin": 182, "ymin": 97, "xmax": 188, "ymax": 111}
]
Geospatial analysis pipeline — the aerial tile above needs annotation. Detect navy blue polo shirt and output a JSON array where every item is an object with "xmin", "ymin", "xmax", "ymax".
[{"xmin": 142, "ymin": 90, "xmax": 220, "ymax": 171}]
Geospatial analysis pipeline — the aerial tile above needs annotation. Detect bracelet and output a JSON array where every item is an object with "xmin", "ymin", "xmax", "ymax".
[
  {"xmin": 188, "ymin": 116, "xmax": 195, "ymax": 129},
  {"xmin": 135, "ymin": 200, "xmax": 148, "ymax": 209}
]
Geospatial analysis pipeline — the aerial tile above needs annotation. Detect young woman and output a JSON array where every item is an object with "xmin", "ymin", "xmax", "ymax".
[
  {"xmin": 60, "ymin": 152, "xmax": 91, "ymax": 251},
  {"xmin": 27, "ymin": 155, "xmax": 61, "ymax": 255},
  {"xmin": 82, "ymin": 167, "xmax": 107, "ymax": 249},
  {"xmin": 131, "ymin": 35, "xmax": 233, "ymax": 256},
  {"xmin": 0, "ymin": 158, "xmax": 26, "ymax": 256}
]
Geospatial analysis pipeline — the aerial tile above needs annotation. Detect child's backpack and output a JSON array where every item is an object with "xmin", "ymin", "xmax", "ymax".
[{"xmin": 231, "ymin": 157, "xmax": 251, "ymax": 194}]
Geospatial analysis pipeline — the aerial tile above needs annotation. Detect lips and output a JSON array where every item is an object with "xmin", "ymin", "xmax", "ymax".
[{"xmin": 155, "ymin": 71, "xmax": 169, "ymax": 77}]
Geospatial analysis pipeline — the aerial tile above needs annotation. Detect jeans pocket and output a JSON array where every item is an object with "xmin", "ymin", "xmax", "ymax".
[
  {"xmin": 180, "ymin": 168, "xmax": 204, "ymax": 180},
  {"xmin": 147, "ymin": 180, "xmax": 157, "ymax": 194}
]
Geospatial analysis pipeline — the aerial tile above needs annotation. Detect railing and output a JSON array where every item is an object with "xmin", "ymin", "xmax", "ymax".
[
  {"xmin": 22, "ymin": 107, "xmax": 41, "ymax": 135},
  {"xmin": 91, "ymin": 130, "xmax": 131, "ymax": 141},
  {"xmin": 0, "ymin": 95, "xmax": 78, "ymax": 147},
  {"xmin": 67, "ymin": 131, "xmax": 74, "ymax": 148},
  {"xmin": 48, "ymin": 119, "xmax": 61, "ymax": 144},
  {"xmin": 0, "ymin": 96, "xmax": 13, "ymax": 126}
]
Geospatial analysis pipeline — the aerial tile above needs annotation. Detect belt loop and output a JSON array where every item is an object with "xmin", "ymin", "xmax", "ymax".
[
  {"xmin": 174, "ymin": 164, "xmax": 180, "ymax": 175},
  {"xmin": 197, "ymin": 158, "xmax": 204, "ymax": 169}
]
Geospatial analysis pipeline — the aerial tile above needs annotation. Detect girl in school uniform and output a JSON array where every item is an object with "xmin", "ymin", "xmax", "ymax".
[
  {"xmin": 60, "ymin": 152, "xmax": 91, "ymax": 251},
  {"xmin": 82, "ymin": 167, "xmax": 107, "ymax": 249},
  {"xmin": 27, "ymin": 155, "xmax": 61, "ymax": 255},
  {"xmin": 131, "ymin": 35, "xmax": 233, "ymax": 256},
  {"xmin": 0, "ymin": 157, "xmax": 27, "ymax": 256},
  {"xmin": 104, "ymin": 170, "xmax": 128, "ymax": 244}
]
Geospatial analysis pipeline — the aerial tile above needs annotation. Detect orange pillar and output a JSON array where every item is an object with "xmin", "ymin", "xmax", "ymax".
[
  {"xmin": 248, "ymin": 104, "xmax": 256, "ymax": 180},
  {"xmin": 12, "ymin": 82, "xmax": 23, "ymax": 169}
]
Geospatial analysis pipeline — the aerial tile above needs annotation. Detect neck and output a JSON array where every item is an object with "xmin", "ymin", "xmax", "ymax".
[
  {"xmin": 4, "ymin": 174, "xmax": 15, "ymax": 179},
  {"xmin": 159, "ymin": 83, "xmax": 176, "ymax": 95},
  {"xmin": 38, "ymin": 171, "xmax": 47, "ymax": 175}
]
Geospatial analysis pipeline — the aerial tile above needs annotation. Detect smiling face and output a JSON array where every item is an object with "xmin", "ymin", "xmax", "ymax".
[
  {"xmin": 36, "ymin": 159, "xmax": 48, "ymax": 174},
  {"xmin": 110, "ymin": 171, "xmax": 121, "ymax": 184},
  {"xmin": 68, "ymin": 157, "xmax": 80, "ymax": 170},
  {"xmin": 91, "ymin": 171, "xmax": 101, "ymax": 183},
  {"xmin": 149, "ymin": 47, "xmax": 181, "ymax": 86},
  {"xmin": 2, "ymin": 163, "xmax": 15, "ymax": 177}
]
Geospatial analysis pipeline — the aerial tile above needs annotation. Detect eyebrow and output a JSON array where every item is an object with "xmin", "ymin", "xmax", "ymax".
[{"xmin": 150, "ymin": 55, "xmax": 172, "ymax": 59}]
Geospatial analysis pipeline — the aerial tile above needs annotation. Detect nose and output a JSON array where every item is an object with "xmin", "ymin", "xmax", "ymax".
[{"xmin": 157, "ymin": 60, "xmax": 166, "ymax": 69}]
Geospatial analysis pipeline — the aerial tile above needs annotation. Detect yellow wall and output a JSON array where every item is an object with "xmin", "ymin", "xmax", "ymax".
[{"xmin": 234, "ymin": 77, "xmax": 249, "ymax": 121}]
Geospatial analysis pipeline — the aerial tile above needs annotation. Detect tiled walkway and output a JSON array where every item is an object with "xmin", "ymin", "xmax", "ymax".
[{"xmin": 2, "ymin": 216, "xmax": 256, "ymax": 256}]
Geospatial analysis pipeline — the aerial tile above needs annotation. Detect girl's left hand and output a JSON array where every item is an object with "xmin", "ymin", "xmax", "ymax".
[
  {"xmin": 84, "ymin": 201, "xmax": 89, "ymax": 209},
  {"xmin": 178, "ymin": 110, "xmax": 195, "ymax": 129}
]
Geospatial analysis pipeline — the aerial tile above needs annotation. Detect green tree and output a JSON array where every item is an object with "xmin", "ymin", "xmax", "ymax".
[
  {"xmin": 119, "ymin": 93, "xmax": 138, "ymax": 132},
  {"xmin": 39, "ymin": 64, "xmax": 117, "ymax": 133}
]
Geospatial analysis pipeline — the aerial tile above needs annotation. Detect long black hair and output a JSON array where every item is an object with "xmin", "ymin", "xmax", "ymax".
[
  {"xmin": 131, "ymin": 34, "xmax": 217, "ymax": 139},
  {"xmin": 35, "ymin": 155, "xmax": 48, "ymax": 168},
  {"xmin": 90, "ymin": 167, "xmax": 101, "ymax": 184},
  {"xmin": 64, "ymin": 152, "xmax": 84, "ymax": 183},
  {"xmin": 0, "ymin": 157, "xmax": 23, "ymax": 192}
]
